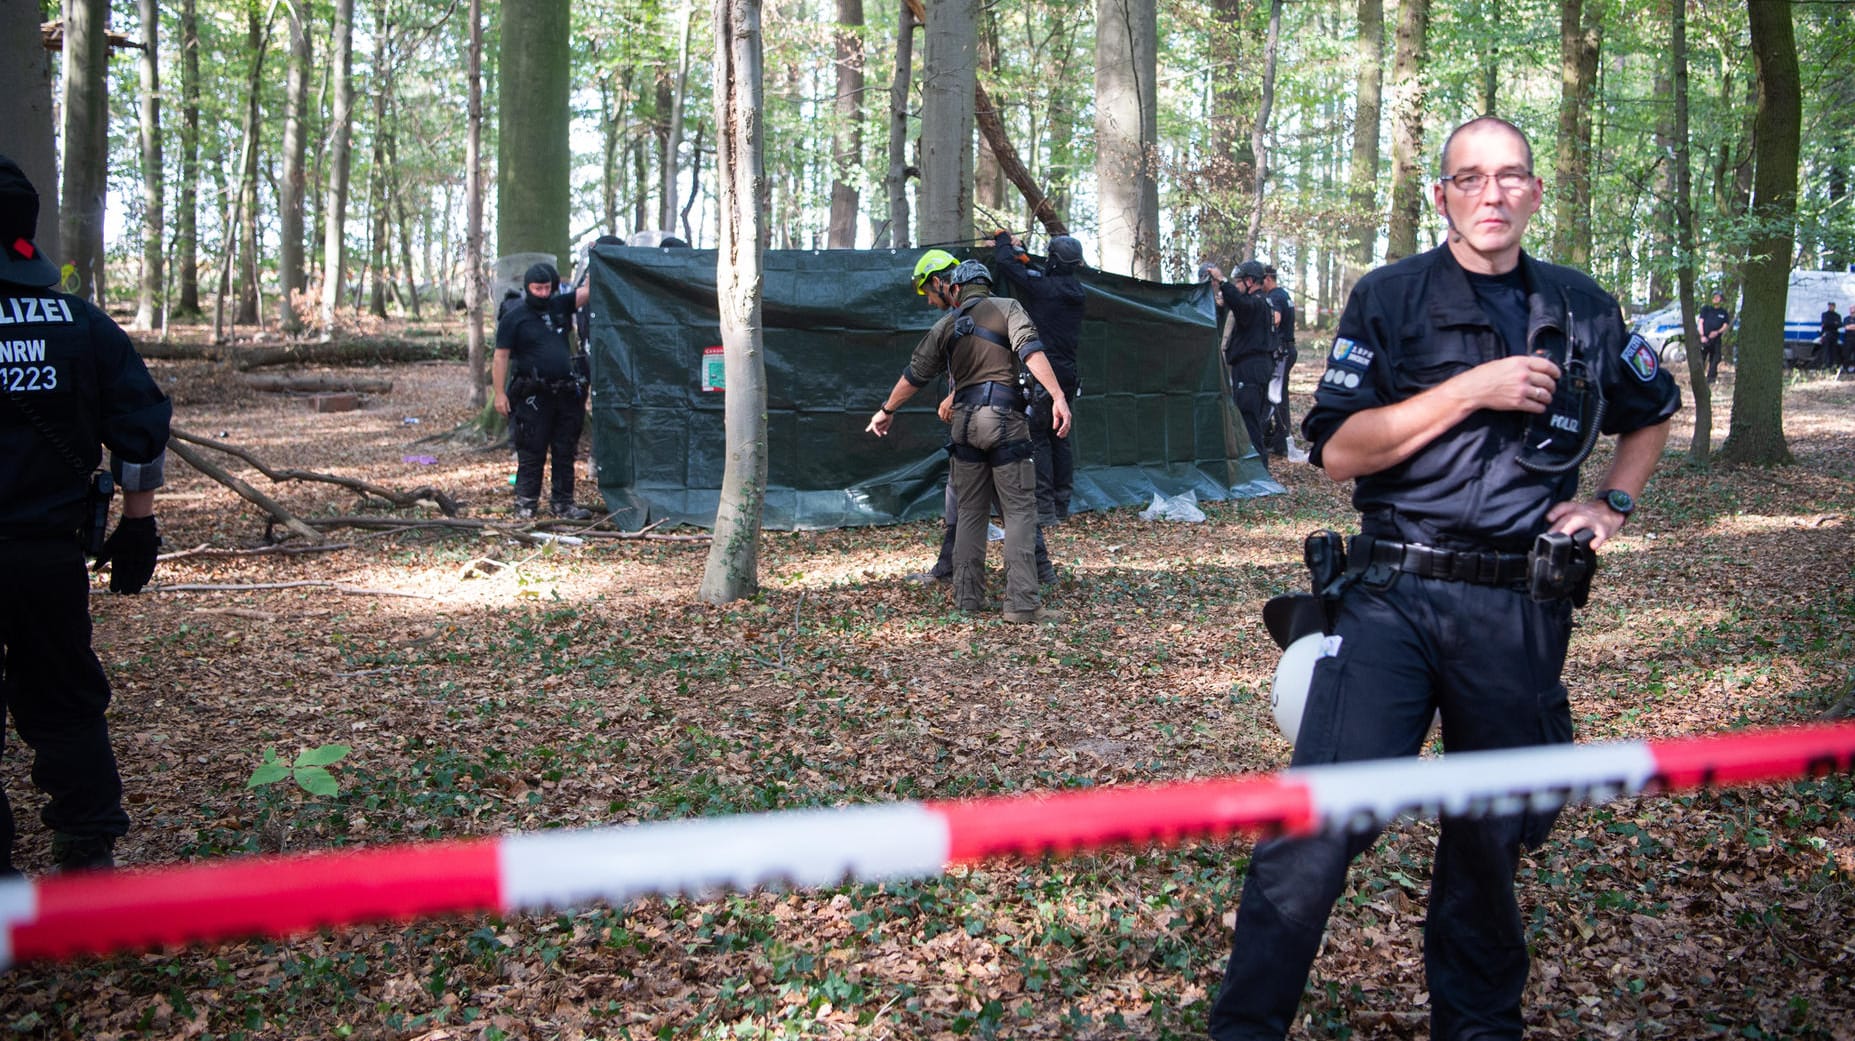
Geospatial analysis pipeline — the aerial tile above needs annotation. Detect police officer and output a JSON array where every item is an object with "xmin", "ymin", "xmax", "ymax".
[
  {"xmin": 0, "ymin": 155, "xmax": 172, "ymax": 875},
  {"xmin": 868, "ymin": 260, "xmax": 1071, "ymax": 623},
  {"xmin": 1261, "ymin": 264, "xmax": 1297, "ymax": 457},
  {"xmin": 1204, "ymin": 259, "xmax": 1275, "ymax": 470},
  {"xmin": 494, "ymin": 262, "xmax": 593, "ymax": 519},
  {"xmin": 992, "ymin": 230, "xmax": 1086, "ymax": 525},
  {"xmin": 1696, "ymin": 290, "xmax": 1730, "ymax": 383},
  {"xmin": 1208, "ymin": 117, "xmax": 1681, "ymax": 1040},
  {"xmin": 1819, "ymin": 302, "xmax": 1842, "ymax": 372}
]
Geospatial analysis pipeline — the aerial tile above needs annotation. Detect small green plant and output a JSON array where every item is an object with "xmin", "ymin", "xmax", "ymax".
[{"xmin": 247, "ymin": 744, "xmax": 352, "ymax": 797}]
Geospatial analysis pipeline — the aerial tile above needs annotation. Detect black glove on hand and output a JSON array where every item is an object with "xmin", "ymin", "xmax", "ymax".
[{"xmin": 94, "ymin": 515, "xmax": 160, "ymax": 594}]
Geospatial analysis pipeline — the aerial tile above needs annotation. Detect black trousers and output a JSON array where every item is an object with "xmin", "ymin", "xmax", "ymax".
[
  {"xmin": 510, "ymin": 383, "xmax": 587, "ymax": 505},
  {"xmin": 0, "ymin": 539, "xmax": 129, "ymax": 871},
  {"xmin": 1209, "ymin": 574, "xmax": 1574, "ymax": 1040},
  {"xmin": 1029, "ymin": 384, "xmax": 1076, "ymax": 524},
  {"xmin": 1230, "ymin": 355, "xmax": 1272, "ymax": 469}
]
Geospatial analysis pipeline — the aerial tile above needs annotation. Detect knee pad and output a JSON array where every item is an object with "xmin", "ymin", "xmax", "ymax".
[{"xmin": 987, "ymin": 439, "xmax": 1035, "ymax": 466}]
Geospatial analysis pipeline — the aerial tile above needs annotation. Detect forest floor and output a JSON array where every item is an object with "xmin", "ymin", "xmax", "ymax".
[{"xmin": 2, "ymin": 330, "xmax": 1853, "ymax": 1040}]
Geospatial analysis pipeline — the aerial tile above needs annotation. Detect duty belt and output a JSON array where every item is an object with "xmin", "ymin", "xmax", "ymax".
[
  {"xmin": 953, "ymin": 381, "xmax": 1020, "ymax": 408},
  {"xmin": 1348, "ymin": 535, "xmax": 1531, "ymax": 588}
]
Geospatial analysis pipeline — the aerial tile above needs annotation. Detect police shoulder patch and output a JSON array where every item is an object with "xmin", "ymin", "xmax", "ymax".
[
  {"xmin": 1329, "ymin": 336, "xmax": 1374, "ymax": 370},
  {"xmin": 1620, "ymin": 333, "xmax": 1660, "ymax": 382}
]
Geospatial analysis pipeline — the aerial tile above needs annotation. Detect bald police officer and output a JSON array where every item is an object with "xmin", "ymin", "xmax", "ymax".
[{"xmin": 0, "ymin": 155, "xmax": 172, "ymax": 874}]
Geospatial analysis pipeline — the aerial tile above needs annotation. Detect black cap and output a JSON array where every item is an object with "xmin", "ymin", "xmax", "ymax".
[
  {"xmin": 0, "ymin": 155, "xmax": 58, "ymax": 288},
  {"xmin": 1047, "ymin": 235, "xmax": 1084, "ymax": 267},
  {"xmin": 523, "ymin": 261, "xmax": 559, "ymax": 287},
  {"xmin": 1262, "ymin": 594, "xmax": 1327, "ymax": 650}
]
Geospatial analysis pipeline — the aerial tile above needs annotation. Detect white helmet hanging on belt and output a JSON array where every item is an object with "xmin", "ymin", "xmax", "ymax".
[{"xmin": 1262, "ymin": 595, "xmax": 1327, "ymax": 744}]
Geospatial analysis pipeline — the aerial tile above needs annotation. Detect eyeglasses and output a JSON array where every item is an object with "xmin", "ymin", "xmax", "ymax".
[{"xmin": 1439, "ymin": 170, "xmax": 1534, "ymax": 194}]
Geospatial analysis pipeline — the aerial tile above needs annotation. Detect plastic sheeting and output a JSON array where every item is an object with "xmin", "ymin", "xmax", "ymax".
[{"xmin": 583, "ymin": 245, "xmax": 1279, "ymax": 531}]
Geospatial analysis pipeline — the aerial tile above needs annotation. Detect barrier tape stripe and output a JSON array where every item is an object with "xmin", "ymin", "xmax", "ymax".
[{"xmin": 3, "ymin": 722, "xmax": 1851, "ymax": 970}]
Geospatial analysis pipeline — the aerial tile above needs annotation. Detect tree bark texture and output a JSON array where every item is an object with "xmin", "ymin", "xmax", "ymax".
[
  {"xmin": 1244, "ymin": 0, "xmax": 1284, "ymax": 259},
  {"xmin": 701, "ymin": 0, "xmax": 769, "ymax": 606},
  {"xmin": 1554, "ymin": 0, "xmax": 1600, "ymax": 267},
  {"xmin": 467, "ymin": 0, "xmax": 488, "ymax": 406},
  {"xmin": 1723, "ymin": 0, "xmax": 1800, "ymax": 467},
  {"xmin": 1346, "ymin": 0, "xmax": 1384, "ymax": 287},
  {"xmin": 235, "ymin": 5, "xmax": 267, "ymax": 326},
  {"xmin": 1383, "ymin": 0, "xmax": 1430, "ymax": 262},
  {"xmin": 1669, "ymin": 0, "xmax": 1710, "ymax": 459},
  {"xmin": 320, "ymin": 0, "xmax": 356, "ymax": 336},
  {"xmin": 827, "ymin": 0, "xmax": 865, "ymax": 248},
  {"xmin": 660, "ymin": 0, "xmax": 694, "ymax": 235},
  {"xmin": 498, "ymin": 0, "xmax": 573, "ymax": 261},
  {"xmin": 880, "ymin": 0, "xmax": 917, "ymax": 248},
  {"xmin": 369, "ymin": 0, "xmax": 392, "ymax": 319},
  {"xmin": 279, "ymin": 3, "xmax": 312, "ymax": 332},
  {"xmin": 918, "ymin": 0, "xmax": 976, "ymax": 245},
  {"xmin": 177, "ymin": 0, "xmax": 202, "ymax": 315},
  {"xmin": 1095, "ymin": 0, "xmax": 1160, "ymax": 278},
  {"xmin": 135, "ymin": 0, "xmax": 165, "ymax": 330},
  {"xmin": 0, "ymin": 0, "xmax": 60, "ymax": 271},
  {"xmin": 60, "ymin": 0, "xmax": 109, "ymax": 301}
]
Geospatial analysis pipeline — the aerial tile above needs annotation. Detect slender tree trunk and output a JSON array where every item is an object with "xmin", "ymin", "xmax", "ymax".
[
  {"xmin": 60, "ymin": 0, "xmax": 110, "ymax": 301},
  {"xmin": 235, "ymin": 4, "xmax": 268, "ymax": 327},
  {"xmin": 879, "ymin": 0, "xmax": 916, "ymax": 248},
  {"xmin": 177, "ymin": 0, "xmax": 202, "ymax": 315},
  {"xmin": 975, "ymin": 81, "xmax": 1067, "ymax": 235},
  {"xmin": 0, "ymin": 0, "xmax": 60, "ymax": 272},
  {"xmin": 368, "ymin": 0, "xmax": 391, "ymax": 320},
  {"xmin": 320, "ymin": 0, "xmax": 356, "ymax": 337},
  {"xmin": 973, "ymin": 11, "xmax": 1005, "ymax": 221},
  {"xmin": 1095, "ymin": 0, "xmax": 1159, "ymax": 278},
  {"xmin": 135, "ymin": 0, "xmax": 165, "ymax": 330},
  {"xmin": 498, "ymin": 0, "xmax": 572, "ymax": 260},
  {"xmin": 1244, "ymin": 0, "xmax": 1284, "ymax": 258},
  {"xmin": 279, "ymin": 1, "xmax": 312, "ymax": 333},
  {"xmin": 1383, "ymin": 0, "xmax": 1430, "ymax": 261},
  {"xmin": 919, "ymin": 0, "xmax": 976, "ymax": 244},
  {"xmin": 466, "ymin": 0, "xmax": 487, "ymax": 407},
  {"xmin": 1345, "ymin": 0, "xmax": 1383, "ymax": 290},
  {"xmin": 659, "ymin": 0, "xmax": 694, "ymax": 232},
  {"xmin": 827, "ymin": 0, "xmax": 865, "ymax": 248},
  {"xmin": 1554, "ymin": 0, "xmax": 1600, "ymax": 267},
  {"xmin": 701, "ymin": 0, "xmax": 769, "ymax": 605},
  {"xmin": 389, "ymin": 106, "xmax": 421, "ymax": 320},
  {"xmin": 1202, "ymin": 0, "xmax": 1245, "ymax": 265},
  {"xmin": 1722, "ymin": 0, "xmax": 1799, "ymax": 467},
  {"xmin": 1669, "ymin": 0, "xmax": 1709, "ymax": 460}
]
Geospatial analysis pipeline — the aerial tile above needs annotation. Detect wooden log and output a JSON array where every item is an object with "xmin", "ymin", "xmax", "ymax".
[{"xmin": 243, "ymin": 373, "xmax": 395, "ymax": 394}]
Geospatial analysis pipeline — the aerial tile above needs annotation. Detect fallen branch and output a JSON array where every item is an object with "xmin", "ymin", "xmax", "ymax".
[
  {"xmin": 159, "ymin": 542, "xmax": 353, "ymax": 562},
  {"xmin": 153, "ymin": 580, "xmax": 438, "ymax": 600},
  {"xmin": 974, "ymin": 79, "xmax": 1068, "ymax": 237},
  {"xmin": 171, "ymin": 427, "xmax": 461, "ymax": 516},
  {"xmin": 132, "ymin": 336, "xmax": 462, "ymax": 370},
  {"xmin": 165, "ymin": 438, "xmax": 327, "ymax": 544},
  {"xmin": 297, "ymin": 515, "xmax": 708, "ymax": 541},
  {"xmin": 243, "ymin": 373, "xmax": 395, "ymax": 394}
]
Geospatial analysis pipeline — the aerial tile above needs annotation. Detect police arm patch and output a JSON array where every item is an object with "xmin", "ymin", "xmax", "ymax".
[
  {"xmin": 1621, "ymin": 333, "xmax": 1660, "ymax": 382},
  {"xmin": 1328, "ymin": 336, "xmax": 1374, "ymax": 370}
]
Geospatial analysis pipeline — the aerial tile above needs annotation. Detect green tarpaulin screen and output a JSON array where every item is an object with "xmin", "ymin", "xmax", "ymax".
[{"xmin": 583, "ymin": 245, "xmax": 1279, "ymax": 531}]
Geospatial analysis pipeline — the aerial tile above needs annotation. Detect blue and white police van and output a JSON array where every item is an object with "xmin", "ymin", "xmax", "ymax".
[{"xmin": 1630, "ymin": 269, "xmax": 1855, "ymax": 368}]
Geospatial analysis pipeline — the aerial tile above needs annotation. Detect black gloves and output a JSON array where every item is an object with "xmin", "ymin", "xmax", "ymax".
[{"xmin": 94, "ymin": 515, "xmax": 160, "ymax": 594}]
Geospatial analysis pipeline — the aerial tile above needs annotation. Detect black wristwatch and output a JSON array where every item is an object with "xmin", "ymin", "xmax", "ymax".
[
  {"xmin": 877, "ymin": 403, "xmax": 895, "ymax": 415},
  {"xmin": 1597, "ymin": 488, "xmax": 1635, "ymax": 519}
]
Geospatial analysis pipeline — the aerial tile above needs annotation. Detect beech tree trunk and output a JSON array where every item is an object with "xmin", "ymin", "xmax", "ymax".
[
  {"xmin": 135, "ymin": 0, "xmax": 164, "ymax": 330},
  {"xmin": 1095, "ymin": 0, "xmax": 1159, "ymax": 278},
  {"xmin": 701, "ymin": 0, "xmax": 769, "ymax": 606},
  {"xmin": 1669, "ymin": 0, "xmax": 1709, "ymax": 460},
  {"xmin": 279, "ymin": 1, "xmax": 312, "ymax": 333},
  {"xmin": 1346, "ymin": 0, "xmax": 1384, "ymax": 290},
  {"xmin": 177, "ymin": 0, "xmax": 202, "ymax": 316},
  {"xmin": 878, "ymin": 0, "xmax": 916, "ymax": 248},
  {"xmin": 368, "ymin": 0, "xmax": 391, "ymax": 320},
  {"xmin": 1383, "ymin": 0, "xmax": 1430, "ymax": 262},
  {"xmin": 466, "ymin": 0, "xmax": 488, "ymax": 405},
  {"xmin": 660, "ymin": 0, "xmax": 695, "ymax": 234},
  {"xmin": 234, "ymin": 4, "xmax": 267, "ymax": 327},
  {"xmin": 827, "ymin": 0, "xmax": 865, "ymax": 248},
  {"xmin": 1722, "ymin": 0, "xmax": 1799, "ymax": 467},
  {"xmin": 60, "ymin": 0, "xmax": 109, "ymax": 301},
  {"xmin": 918, "ymin": 0, "xmax": 976, "ymax": 245},
  {"xmin": 0, "ymin": 0, "xmax": 60, "ymax": 273},
  {"xmin": 320, "ymin": 0, "xmax": 356, "ymax": 337},
  {"xmin": 1554, "ymin": 0, "xmax": 1600, "ymax": 267},
  {"xmin": 498, "ymin": 0, "xmax": 572, "ymax": 260},
  {"xmin": 1244, "ymin": 0, "xmax": 1284, "ymax": 259},
  {"xmin": 974, "ymin": 81, "xmax": 1066, "ymax": 235}
]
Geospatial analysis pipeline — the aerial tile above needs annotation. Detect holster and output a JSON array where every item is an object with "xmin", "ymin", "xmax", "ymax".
[
  {"xmin": 1527, "ymin": 529, "xmax": 1597, "ymax": 606},
  {"xmin": 80, "ymin": 470, "xmax": 114, "ymax": 558}
]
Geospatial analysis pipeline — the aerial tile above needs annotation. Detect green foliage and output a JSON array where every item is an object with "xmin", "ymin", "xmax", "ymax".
[{"xmin": 246, "ymin": 744, "xmax": 352, "ymax": 798}]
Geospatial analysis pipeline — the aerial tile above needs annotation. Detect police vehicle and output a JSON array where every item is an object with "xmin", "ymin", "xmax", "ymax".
[{"xmin": 1630, "ymin": 269, "xmax": 1855, "ymax": 368}]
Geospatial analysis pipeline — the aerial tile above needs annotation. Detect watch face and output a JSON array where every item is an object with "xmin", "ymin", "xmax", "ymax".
[{"xmin": 1604, "ymin": 489, "xmax": 1635, "ymax": 514}]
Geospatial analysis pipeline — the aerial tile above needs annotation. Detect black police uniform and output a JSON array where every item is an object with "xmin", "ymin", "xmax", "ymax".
[
  {"xmin": 992, "ymin": 232, "xmax": 1085, "ymax": 524},
  {"xmin": 1264, "ymin": 283, "xmax": 1297, "ymax": 455},
  {"xmin": 1697, "ymin": 301, "xmax": 1729, "ymax": 381},
  {"xmin": 1208, "ymin": 244, "xmax": 1680, "ymax": 1040},
  {"xmin": 1820, "ymin": 308, "xmax": 1842, "ymax": 370},
  {"xmin": 0, "ymin": 283, "xmax": 172, "ymax": 874},
  {"xmin": 1217, "ymin": 279, "xmax": 1275, "ymax": 468},
  {"xmin": 497, "ymin": 284, "xmax": 588, "ymax": 513}
]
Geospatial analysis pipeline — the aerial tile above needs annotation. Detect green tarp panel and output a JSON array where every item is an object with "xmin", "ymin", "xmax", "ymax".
[{"xmin": 583, "ymin": 245, "xmax": 1280, "ymax": 531}]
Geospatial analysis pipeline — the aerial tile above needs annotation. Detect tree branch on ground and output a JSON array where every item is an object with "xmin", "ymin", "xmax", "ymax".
[{"xmin": 171, "ymin": 427, "xmax": 462, "ymax": 515}]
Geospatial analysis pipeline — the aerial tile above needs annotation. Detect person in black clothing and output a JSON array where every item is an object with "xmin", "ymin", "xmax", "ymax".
[
  {"xmin": 1842, "ymin": 311, "xmax": 1855, "ymax": 375},
  {"xmin": 0, "ymin": 155, "xmax": 172, "ymax": 875},
  {"xmin": 992, "ymin": 230, "xmax": 1087, "ymax": 525},
  {"xmin": 1820, "ymin": 303, "xmax": 1842, "ymax": 371},
  {"xmin": 1204, "ymin": 259, "xmax": 1275, "ymax": 469},
  {"xmin": 495, "ymin": 262, "xmax": 593, "ymax": 520},
  {"xmin": 1262, "ymin": 265, "xmax": 1297, "ymax": 457},
  {"xmin": 1697, "ymin": 290, "xmax": 1730, "ymax": 383},
  {"xmin": 1208, "ymin": 117, "xmax": 1680, "ymax": 1040}
]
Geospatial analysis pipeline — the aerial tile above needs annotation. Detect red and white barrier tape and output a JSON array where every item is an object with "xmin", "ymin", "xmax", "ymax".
[{"xmin": 4, "ymin": 722, "xmax": 1851, "ymax": 969}]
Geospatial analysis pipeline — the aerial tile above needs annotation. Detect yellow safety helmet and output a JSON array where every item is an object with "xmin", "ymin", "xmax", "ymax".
[{"xmin": 912, "ymin": 249, "xmax": 959, "ymax": 295}]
